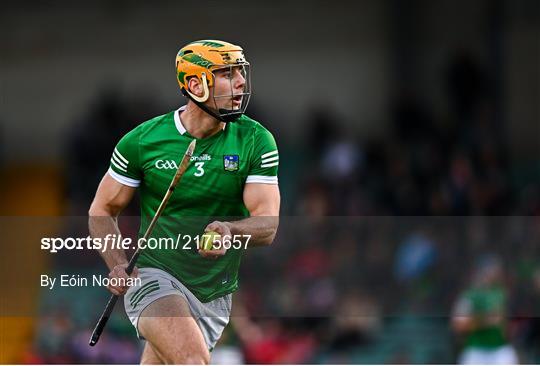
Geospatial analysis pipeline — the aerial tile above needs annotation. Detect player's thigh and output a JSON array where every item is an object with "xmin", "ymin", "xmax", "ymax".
[
  {"xmin": 138, "ymin": 294, "xmax": 210, "ymax": 365},
  {"xmin": 140, "ymin": 343, "xmax": 162, "ymax": 365}
]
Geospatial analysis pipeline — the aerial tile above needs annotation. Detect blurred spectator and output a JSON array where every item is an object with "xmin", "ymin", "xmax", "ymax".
[
  {"xmin": 394, "ymin": 230, "xmax": 437, "ymax": 283},
  {"xmin": 297, "ymin": 179, "xmax": 331, "ymax": 217},
  {"xmin": 231, "ymin": 302, "xmax": 317, "ymax": 364},
  {"xmin": 320, "ymin": 137, "xmax": 363, "ymax": 183},
  {"xmin": 390, "ymin": 89, "xmax": 435, "ymax": 142},
  {"xmin": 305, "ymin": 105, "xmax": 341, "ymax": 159},
  {"xmin": 63, "ymin": 86, "xmax": 161, "ymax": 215},
  {"xmin": 327, "ymin": 291, "xmax": 382, "ymax": 352},
  {"xmin": 211, "ymin": 327, "xmax": 245, "ymax": 365},
  {"xmin": 34, "ymin": 309, "xmax": 75, "ymax": 363}
]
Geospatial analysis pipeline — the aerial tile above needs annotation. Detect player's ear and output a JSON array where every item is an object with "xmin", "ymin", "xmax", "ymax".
[{"xmin": 187, "ymin": 77, "xmax": 204, "ymax": 97}]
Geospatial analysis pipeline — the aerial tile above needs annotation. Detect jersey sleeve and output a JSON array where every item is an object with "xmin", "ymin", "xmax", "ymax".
[
  {"xmin": 246, "ymin": 127, "xmax": 279, "ymax": 184},
  {"xmin": 108, "ymin": 128, "xmax": 142, "ymax": 187}
]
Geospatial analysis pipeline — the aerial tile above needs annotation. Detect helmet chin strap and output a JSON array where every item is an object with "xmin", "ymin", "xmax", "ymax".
[
  {"xmin": 181, "ymin": 89, "xmax": 242, "ymax": 123},
  {"xmin": 181, "ymin": 73, "xmax": 242, "ymax": 123},
  {"xmin": 218, "ymin": 108, "xmax": 243, "ymax": 122}
]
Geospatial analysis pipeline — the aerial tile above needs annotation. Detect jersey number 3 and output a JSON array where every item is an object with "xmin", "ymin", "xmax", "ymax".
[{"xmin": 194, "ymin": 162, "xmax": 205, "ymax": 177}]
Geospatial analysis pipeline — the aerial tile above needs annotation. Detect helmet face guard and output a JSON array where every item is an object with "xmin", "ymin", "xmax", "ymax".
[
  {"xmin": 209, "ymin": 63, "xmax": 251, "ymax": 122},
  {"xmin": 176, "ymin": 40, "xmax": 252, "ymax": 123}
]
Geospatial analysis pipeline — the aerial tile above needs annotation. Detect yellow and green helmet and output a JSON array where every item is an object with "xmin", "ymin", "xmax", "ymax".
[{"xmin": 175, "ymin": 40, "xmax": 251, "ymax": 122}]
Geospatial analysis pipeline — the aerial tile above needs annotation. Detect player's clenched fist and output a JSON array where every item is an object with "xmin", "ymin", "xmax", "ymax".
[
  {"xmin": 199, "ymin": 221, "xmax": 232, "ymax": 260},
  {"xmin": 108, "ymin": 263, "xmax": 139, "ymax": 295}
]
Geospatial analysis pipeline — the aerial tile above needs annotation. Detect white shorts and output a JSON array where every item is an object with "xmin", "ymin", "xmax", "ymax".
[
  {"xmin": 459, "ymin": 345, "xmax": 519, "ymax": 364},
  {"xmin": 124, "ymin": 267, "xmax": 232, "ymax": 350}
]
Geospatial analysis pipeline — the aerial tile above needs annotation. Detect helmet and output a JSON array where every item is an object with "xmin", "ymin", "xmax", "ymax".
[{"xmin": 175, "ymin": 40, "xmax": 251, "ymax": 122}]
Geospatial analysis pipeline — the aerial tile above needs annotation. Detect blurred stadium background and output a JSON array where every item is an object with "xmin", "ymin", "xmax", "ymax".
[{"xmin": 1, "ymin": 0, "xmax": 539, "ymax": 363}]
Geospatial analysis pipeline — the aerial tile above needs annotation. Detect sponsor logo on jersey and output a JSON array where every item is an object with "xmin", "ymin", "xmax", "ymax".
[
  {"xmin": 223, "ymin": 155, "xmax": 239, "ymax": 171},
  {"xmin": 190, "ymin": 153, "xmax": 212, "ymax": 162},
  {"xmin": 155, "ymin": 160, "xmax": 179, "ymax": 169}
]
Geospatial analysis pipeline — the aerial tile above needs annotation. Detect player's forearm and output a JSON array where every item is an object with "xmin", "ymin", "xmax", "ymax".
[
  {"xmin": 225, "ymin": 216, "xmax": 279, "ymax": 247},
  {"xmin": 88, "ymin": 214, "xmax": 128, "ymax": 270}
]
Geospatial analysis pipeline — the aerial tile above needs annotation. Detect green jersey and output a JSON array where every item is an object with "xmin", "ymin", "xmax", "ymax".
[
  {"xmin": 108, "ymin": 106, "xmax": 279, "ymax": 302},
  {"xmin": 455, "ymin": 286, "xmax": 508, "ymax": 349}
]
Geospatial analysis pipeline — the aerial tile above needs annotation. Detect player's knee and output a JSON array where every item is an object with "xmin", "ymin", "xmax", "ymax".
[
  {"xmin": 164, "ymin": 345, "xmax": 210, "ymax": 365},
  {"xmin": 140, "ymin": 354, "xmax": 161, "ymax": 365},
  {"xmin": 175, "ymin": 352, "xmax": 210, "ymax": 365}
]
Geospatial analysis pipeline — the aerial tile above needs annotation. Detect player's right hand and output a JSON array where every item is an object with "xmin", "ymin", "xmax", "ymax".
[{"xmin": 108, "ymin": 263, "xmax": 139, "ymax": 296}]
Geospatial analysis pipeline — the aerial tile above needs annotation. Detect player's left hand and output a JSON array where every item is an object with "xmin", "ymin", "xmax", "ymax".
[{"xmin": 199, "ymin": 221, "xmax": 232, "ymax": 260}]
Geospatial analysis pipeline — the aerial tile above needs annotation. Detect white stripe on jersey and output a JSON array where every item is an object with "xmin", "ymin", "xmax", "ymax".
[
  {"xmin": 261, "ymin": 150, "xmax": 278, "ymax": 159},
  {"xmin": 246, "ymin": 175, "xmax": 278, "ymax": 184},
  {"xmin": 111, "ymin": 157, "xmax": 128, "ymax": 172},
  {"xmin": 114, "ymin": 148, "xmax": 129, "ymax": 164},
  {"xmin": 112, "ymin": 153, "xmax": 128, "ymax": 169},
  {"xmin": 261, "ymin": 155, "xmax": 279, "ymax": 164},
  {"xmin": 261, "ymin": 162, "xmax": 279, "ymax": 168}
]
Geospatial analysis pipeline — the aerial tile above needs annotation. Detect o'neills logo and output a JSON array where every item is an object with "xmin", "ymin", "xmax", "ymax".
[{"xmin": 190, "ymin": 154, "xmax": 212, "ymax": 162}]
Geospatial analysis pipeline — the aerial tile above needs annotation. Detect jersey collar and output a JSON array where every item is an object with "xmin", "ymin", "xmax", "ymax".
[
  {"xmin": 174, "ymin": 105, "xmax": 226, "ymax": 136},
  {"xmin": 174, "ymin": 106, "xmax": 188, "ymax": 135}
]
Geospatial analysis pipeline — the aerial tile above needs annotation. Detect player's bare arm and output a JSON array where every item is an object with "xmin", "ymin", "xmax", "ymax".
[
  {"xmin": 228, "ymin": 182, "xmax": 280, "ymax": 245},
  {"xmin": 88, "ymin": 173, "xmax": 138, "ymax": 295}
]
